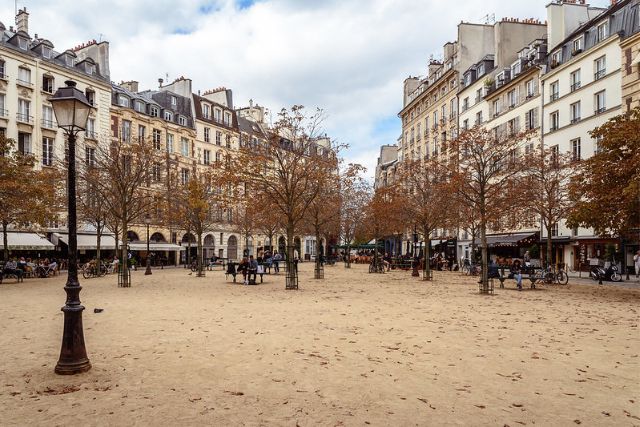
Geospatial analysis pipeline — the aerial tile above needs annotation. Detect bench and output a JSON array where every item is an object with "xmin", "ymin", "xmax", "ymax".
[{"xmin": 207, "ymin": 260, "xmax": 225, "ymax": 271}]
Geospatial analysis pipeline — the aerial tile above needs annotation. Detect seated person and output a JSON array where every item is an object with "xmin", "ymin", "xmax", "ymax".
[
  {"xmin": 247, "ymin": 255, "xmax": 258, "ymax": 284},
  {"xmin": 488, "ymin": 260, "xmax": 500, "ymax": 279},
  {"xmin": 237, "ymin": 258, "xmax": 249, "ymax": 283},
  {"xmin": 382, "ymin": 253, "xmax": 392, "ymax": 271},
  {"xmin": 3, "ymin": 258, "xmax": 23, "ymax": 279}
]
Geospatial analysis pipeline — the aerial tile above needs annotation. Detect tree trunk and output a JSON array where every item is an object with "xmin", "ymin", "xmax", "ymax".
[
  {"xmin": 119, "ymin": 224, "xmax": 130, "ymax": 287},
  {"xmin": 546, "ymin": 224, "xmax": 553, "ymax": 269},
  {"xmin": 314, "ymin": 229, "xmax": 322, "ymax": 279},
  {"xmin": 196, "ymin": 231, "xmax": 204, "ymax": 277},
  {"xmin": 2, "ymin": 220, "xmax": 8, "ymax": 261},
  {"xmin": 345, "ymin": 242, "xmax": 351, "ymax": 268},
  {"xmin": 423, "ymin": 225, "xmax": 431, "ymax": 281},
  {"xmin": 480, "ymin": 220, "xmax": 489, "ymax": 293},
  {"xmin": 285, "ymin": 225, "xmax": 297, "ymax": 289},
  {"xmin": 96, "ymin": 221, "xmax": 102, "ymax": 268}
]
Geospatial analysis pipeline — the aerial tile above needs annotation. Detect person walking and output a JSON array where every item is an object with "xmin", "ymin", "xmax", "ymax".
[{"xmin": 634, "ymin": 250, "xmax": 640, "ymax": 280}]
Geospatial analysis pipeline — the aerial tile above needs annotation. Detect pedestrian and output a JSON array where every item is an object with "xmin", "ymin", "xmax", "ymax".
[{"xmin": 634, "ymin": 250, "xmax": 640, "ymax": 280}]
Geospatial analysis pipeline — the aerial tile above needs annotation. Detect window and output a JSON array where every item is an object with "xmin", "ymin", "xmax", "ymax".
[
  {"xmin": 0, "ymin": 60, "xmax": 5, "ymax": 79},
  {"xmin": 215, "ymin": 151, "xmax": 222, "ymax": 163},
  {"xmin": 226, "ymin": 134, "xmax": 231, "ymax": 148},
  {"xmin": 152, "ymin": 129, "xmax": 162, "ymax": 150},
  {"xmin": 450, "ymin": 98, "xmax": 457, "ymax": 117},
  {"xmin": 150, "ymin": 106, "xmax": 159, "ymax": 117},
  {"xmin": 224, "ymin": 112, "xmax": 231, "ymax": 126},
  {"xmin": 0, "ymin": 94, "xmax": 5, "ymax": 117},
  {"xmin": 416, "ymin": 123, "xmax": 421, "ymax": 141},
  {"xmin": 17, "ymin": 67, "xmax": 31, "ymax": 85},
  {"xmin": 214, "ymin": 108, "xmax": 222, "ymax": 123},
  {"xmin": 203, "ymin": 149, "xmax": 211, "ymax": 165},
  {"xmin": 121, "ymin": 120, "xmax": 131, "ymax": 142},
  {"xmin": 572, "ymin": 37, "xmax": 583, "ymax": 54},
  {"xmin": 42, "ymin": 105, "xmax": 54, "ymax": 129},
  {"xmin": 475, "ymin": 88, "xmax": 482, "ymax": 103},
  {"xmin": 571, "ymin": 138, "xmax": 581, "ymax": 161},
  {"xmin": 85, "ymin": 89, "xmax": 95, "ymax": 106},
  {"xmin": 525, "ymin": 79, "xmax": 535, "ymax": 97},
  {"xmin": 594, "ymin": 56, "xmax": 606, "ymax": 80},
  {"xmin": 180, "ymin": 168, "xmax": 189, "ymax": 185},
  {"xmin": 493, "ymin": 100, "xmax": 500, "ymax": 117},
  {"xmin": 525, "ymin": 108, "xmax": 537, "ymax": 130},
  {"xmin": 462, "ymin": 97, "xmax": 469, "ymax": 112},
  {"xmin": 570, "ymin": 70, "xmax": 581, "ymax": 92},
  {"xmin": 164, "ymin": 111, "xmax": 173, "ymax": 121},
  {"xmin": 305, "ymin": 239, "xmax": 316, "ymax": 256},
  {"xmin": 202, "ymin": 104, "xmax": 210, "ymax": 118},
  {"xmin": 137, "ymin": 125, "xmax": 146, "ymax": 142},
  {"xmin": 511, "ymin": 60, "xmax": 521, "ymax": 76},
  {"xmin": 441, "ymin": 104, "xmax": 447, "ymax": 122},
  {"xmin": 433, "ymin": 111, "xmax": 438, "ymax": 126},
  {"xmin": 550, "ymin": 81, "xmax": 559, "ymax": 101},
  {"xmin": 551, "ymin": 51, "xmax": 561, "ymax": 66},
  {"xmin": 550, "ymin": 111, "xmax": 560, "ymax": 131},
  {"xmin": 475, "ymin": 111, "xmax": 483, "ymax": 125},
  {"xmin": 594, "ymin": 90, "xmax": 606, "ymax": 114},
  {"xmin": 596, "ymin": 21, "xmax": 608, "ymax": 42},
  {"xmin": 227, "ymin": 208, "xmax": 233, "ymax": 223},
  {"xmin": 118, "ymin": 95, "xmax": 129, "ymax": 107},
  {"xmin": 462, "ymin": 119, "xmax": 469, "ymax": 130},
  {"xmin": 18, "ymin": 132, "xmax": 31, "ymax": 155},
  {"xmin": 86, "ymin": 118, "xmax": 96, "ymax": 139},
  {"xmin": 85, "ymin": 147, "xmax": 96, "ymax": 167},
  {"xmin": 178, "ymin": 116, "xmax": 187, "ymax": 126},
  {"xmin": 42, "ymin": 75, "xmax": 54, "ymax": 93},
  {"xmin": 171, "ymin": 96, "xmax": 177, "ymax": 106},
  {"xmin": 181, "ymin": 137, "xmax": 189, "ymax": 157},
  {"xmin": 42, "ymin": 137, "xmax": 54, "ymax": 166},
  {"xmin": 594, "ymin": 135, "xmax": 603, "ymax": 154},
  {"xmin": 507, "ymin": 118, "xmax": 518, "ymax": 136},
  {"xmin": 152, "ymin": 163, "xmax": 162, "ymax": 182},
  {"xmin": 41, "ymin": 46, "xmax": 52, "ymax": 59},
  {"xmin": 204, "ymin": 127, "xmax": 210, "ymax": 143},
  {"xmin": 508, "ymin": 89, "xmax": 516, "ymax": 107},
  {"xmin": 17, "ymin": 99, "xmax": 31, "ymax": 122},
  {"xmin": 134, "ymin": 101, "xmax": 145, "ymax": 113},
  {"xmin": 550, "ymin": 145, "xmax": 559, "ymax": 165},
  {"xmin": 215, "ymin": 131, "xmax": 222, "ymax": 146},
  {"xmin": 166, "ymin": 133, "xmax": 174, "ymax": 153},
  {"xmin": 551, "ymin": 223, "xmax": 559, "ymax": 237},
  {"xmin": 570, "ymin": 102, "xmax": 581, "ymax": 123}
]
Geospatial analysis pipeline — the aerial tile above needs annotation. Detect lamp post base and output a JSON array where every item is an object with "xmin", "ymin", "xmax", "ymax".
[{"xmin": 55, "ymin": 296, "xmax": 91, "ymax": 375}]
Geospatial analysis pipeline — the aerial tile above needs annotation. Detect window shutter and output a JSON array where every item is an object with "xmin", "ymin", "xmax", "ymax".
[{"xmin": 533, "ymin": 108, "xmax": 539, "ymax": 128}]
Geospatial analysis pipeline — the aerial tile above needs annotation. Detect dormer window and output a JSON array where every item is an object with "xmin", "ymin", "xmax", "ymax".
[
  {"xmin": 134, "ymin": 100, "xmax": 145, "ymax": 113},
  {"xmin": 224, "ymin": 112, "xmax": 231, "ymax": 126},
  {"xmin": 164, "ymin": 111, "xmax": 173, "ymax": 121},
  {"xmin": 214, "ymin": 108, "xmax": 222, "ymax": 123},
  {"xmin": 596, "ymin": 21, "xmax": 608, "ymax": 42},
  {"xmin": 171, "ymin": 96, "xmax": 177, "ymax": 106},
  {"xmin": 202, "ymin": 104, "xmax": 210, "ymax": 118},
  {"xmin": 42, "ymin": 46, "xmax": 51, "ymax": 59},
  {"xmin": 18, "ymin": 37, "xmax": 28, "ymax": 50},
  {"xmin": 65, "ymin": 55, "xmax": 74, "ymax": 67},
  {"xmin": 477, "ymin": 63, "xmax": 485, "ymax": 77},
  {"xmin": 85, "ymin": 63, "xmax": 96, "ymax": 75},
  {"xmin": 572, "ymin": 37, "xmax": 582, "ymax": 54},
  {"xmin": 178, "ymin": 116, "xmax": 187, "ymax": 126},
  {"xmin": 118, "ymin": 95, "xmax": 130, "ymax": 107},
  {"xmin": 150, "ymin": 106, "xmax": 159, "ymax": 117}
]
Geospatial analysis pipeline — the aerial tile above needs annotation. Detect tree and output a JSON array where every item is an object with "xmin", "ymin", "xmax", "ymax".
[
  {"xmin": 357, "ymin": 187, "xmax": 399, "ymax": 270},
  {"xmin": 521, "ymin": 145, "xmax": 574, "ymax": 267},
  {"xmin": 78, "ymin": 164, "xmax": 111, "ymax": 266},
  {"xmin": 567, "ymin": 109, "xmax": 640, "ymax": 239},
  {"xmin": 398, "ymin": 157, "xmax": 456, "ymax": 280},
  {"xmin": 89, "ymin": 137, "xmax": 156, "ymax": 287},
  {"xmin": 0, "ymin": 136, "xmax": 59, "ymax": 260},
  {"xmin": 339, "ymin": 164, "xmax": 369, "ymax": 268},
  {"xmin": 178, "ymin": 168, "xmax": 222, "ymax": 277},
  {"xmin": 227, "ymin": 106, "xmax": 333, "ymax": 290},
  {"xmin": 449, "ymin": 126, "xmax": 530, "ymax": 293}
]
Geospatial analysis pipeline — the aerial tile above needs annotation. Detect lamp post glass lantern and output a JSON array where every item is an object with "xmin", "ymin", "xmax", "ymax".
[
  {"xmin": 145, "ymin": 214, "xmax": 152, "ymax": 275},
  {"xmin": 50, "ymin": 80, "xmax": 93, "ymax": 375}
]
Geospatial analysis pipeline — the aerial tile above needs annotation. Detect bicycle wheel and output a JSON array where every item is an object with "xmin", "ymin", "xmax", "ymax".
[
  {"xmin": 556, "ymin": 271, "xmax": 568, "ymax": 285},
  {"xmin": 82, "ymin": 267, "xmax": 92, "ymax": 279},
  {"xmin": 99, "ymin": 264, "xmax": 108, "ymax": 277},
  {"xmin": 544, "ymin": 271, "xmax": 554, "ymax": 284}
]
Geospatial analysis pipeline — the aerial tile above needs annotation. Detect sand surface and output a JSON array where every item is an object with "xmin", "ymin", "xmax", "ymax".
[{"xmin": 1, "ymin": 263, "xmax": 639, "ymax": 426}]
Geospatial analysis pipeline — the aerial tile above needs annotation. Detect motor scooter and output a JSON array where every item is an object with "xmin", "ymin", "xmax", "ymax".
[{"xmin": 590, "ymin": 263, "xmax": 622, "ymax": 282}]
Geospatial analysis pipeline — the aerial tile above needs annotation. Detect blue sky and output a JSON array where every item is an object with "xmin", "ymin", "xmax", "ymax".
[{"xmin": 3, "ymin": 0, "xmax": 610, "ymax": 177}]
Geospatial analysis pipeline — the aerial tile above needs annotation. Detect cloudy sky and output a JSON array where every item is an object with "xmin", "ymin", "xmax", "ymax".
[{"xmin": 2, "ymin": 0, "xmax": 609, "ymax": 177}]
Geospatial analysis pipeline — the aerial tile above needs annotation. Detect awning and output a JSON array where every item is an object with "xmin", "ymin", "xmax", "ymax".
[
  {"xmin": 129, "ymin": 242, "xmax": 184, "ymax": 251},
  {"xmin": 0, "ymin": 232, "xmax": 55, "ymax": 250},
  {"xmin": 53, "ymin": 233, "xmax": 118, "ymax": 250},
  {"xmin": 482, "ymin": 232, "xmax": 538, "ymax": 248}
]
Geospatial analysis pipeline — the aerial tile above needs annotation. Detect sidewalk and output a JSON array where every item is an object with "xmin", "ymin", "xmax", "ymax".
[{"xmin": 567, "ymin": 271, "xmax": 640, "ymax": 290}]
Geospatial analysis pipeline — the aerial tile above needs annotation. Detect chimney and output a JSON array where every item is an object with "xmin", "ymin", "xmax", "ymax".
[
  {"xmin": 158, "ymin": 78, "xmax": 164, "ymax": 88},
  {"xmin": 15, "ymin": 8, "xmax": 29, "ymax": 34},
  {"xmin": 121, "ymin": 80, "xmax": 139, "ymax": 93}
]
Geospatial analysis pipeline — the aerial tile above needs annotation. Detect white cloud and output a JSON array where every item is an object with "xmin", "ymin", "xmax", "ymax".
[{"xmin": 3, "ymin": 0, "xmax": 610, "ymax": 177}]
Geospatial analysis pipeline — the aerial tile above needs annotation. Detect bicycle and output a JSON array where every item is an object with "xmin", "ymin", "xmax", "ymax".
[
  {"xmin": 533, "ymin": 266, "xmax": 568, "ymax": 285},
  {"xmin": 82, "ymin": 262, "xmax": 107, "ymax": 279},
  {"xmin": 462, "ymin": 261, "xmax": 481, "ymax": 276},
  {"xmin": 368, "ymin": 260, "xmax": 385, "ymax": 274}
]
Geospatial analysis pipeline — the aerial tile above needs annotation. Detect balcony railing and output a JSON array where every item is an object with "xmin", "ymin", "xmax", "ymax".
[
  {"xmin": 570, "ymin": 117, "xmax": 581, "ymax": 124},
  {"xmin": 0, "ymin": 72, "xmax": 7, "ymax": 80},
  {"xmin": 594, "ymin": 107, "xmax": 606, "ymax": 115},
  {"xmin": 85, "ymin": 131, "xmax": 97, "ymax": 139},
  {"xmin": 41, "ymin": 119, "xmax": 56, "ymax": 129},
  {"xmin": 550, "ymin": 92, "xmax": 559, "ymax": 102},
  {"xmin": 570, "ymin": 82, "xmax": 581, "ymax": 92},
  {"xmin": 0, "ymin": 109, "xmax": 8, "ymax": 118},
  {"xmin": 16, "ymin": 113, "xmax": 33, "ymax": 124},
  {"xmin": 594, "ymin": 70, "xmax": 606, "ymax": 81},
  {"xmin": 16, "ymin": 79, "xmax": 33, "ymax": 88}
]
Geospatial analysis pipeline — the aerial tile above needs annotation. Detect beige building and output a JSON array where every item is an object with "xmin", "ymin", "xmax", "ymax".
[{"xmin": 621, "ymin": 28, "xmax": 640, "ymax": 111}]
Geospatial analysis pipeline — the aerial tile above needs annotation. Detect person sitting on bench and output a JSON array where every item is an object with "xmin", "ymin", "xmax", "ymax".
[
  {"xmin": 247, "ymin": 255, "xmax": 258, "ymax": 285},
  {"xmin": 3, "ymin": 258, "xmax": 24, "ymax": 281}
]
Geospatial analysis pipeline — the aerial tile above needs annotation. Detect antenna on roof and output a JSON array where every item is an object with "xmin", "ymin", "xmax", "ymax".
[
  {"xmin": 98, "ymin": 33, "xmax": 104, "ymax": 42},
  {"xmin": 482, "ymin": 13, "xmax": 495, "ymax": 25}
]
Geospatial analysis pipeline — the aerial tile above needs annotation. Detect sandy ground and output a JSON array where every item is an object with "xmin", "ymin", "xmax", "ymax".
[{"xmin": 1, "ymin": 263, "xmax": 639, "ymax": 427}]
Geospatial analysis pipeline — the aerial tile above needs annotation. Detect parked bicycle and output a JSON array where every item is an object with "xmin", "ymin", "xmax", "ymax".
[
  {"xmin": 368, "ymin": 259, "xmax": 385, "ymax": 274},
  {"xmin": 533, "ymin": 266, "xmax": 568, "ymax": 285},
  {"xmin": 461, "ymin": 260, "xmax": 481, "ymax": 276},
  {"xmin": 82, "ymin": 261, "xmax": 107, "ymax": 279}
]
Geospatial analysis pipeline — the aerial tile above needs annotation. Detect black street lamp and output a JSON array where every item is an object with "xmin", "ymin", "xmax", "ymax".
[
  {"xmin": 50, "ymin": 80, "xmax": 93, "ymax": 375},
  {"xmin": 144, "ymin": 214, "xmax": 152, "ymax": 275}
]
